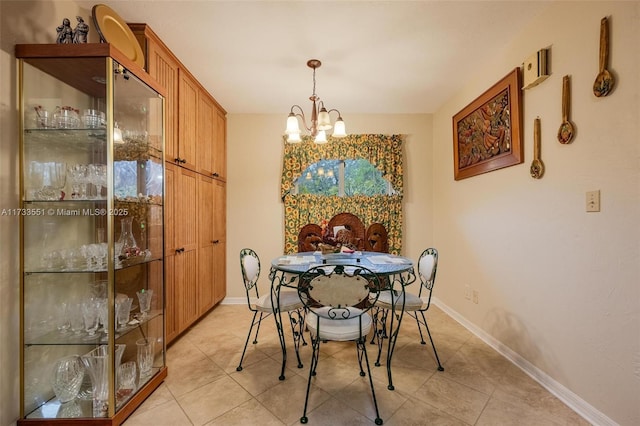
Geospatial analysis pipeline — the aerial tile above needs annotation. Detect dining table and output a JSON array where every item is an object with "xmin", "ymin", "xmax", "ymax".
[{"xmin": 269, "ymin": 251, "xmax": 416, "ymax": 390}]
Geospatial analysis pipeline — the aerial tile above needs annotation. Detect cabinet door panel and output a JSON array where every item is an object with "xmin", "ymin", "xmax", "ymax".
[
  {"xmin": 198, "ymin": 175, "xmax": 215, "ymax": 314},
  {"xmin": 148, "ymin": 43, "xmax": 179, "ymax": 162},
  {"xmin": 178, "ymin": 70, "xmax": 198, "ymax": 171},
  {"xmin": 178, "ymin": 168, "xmax": 198, "ymax": 252},
  {"xmin": 176, "ymin": 248, "xmax": 198, "ymax": 332},
  {"xmin": 165, "ymin": 254, "xmax": 178, "ymax": 342},
  {"xmin": 197, "ymin": 93, "xmax": 215, "ymax": 176},
  {"xmin": 213, "ymin": 241, "xmax": 226, "ymax": 304},
  {"xmin": 213, "ymin": 107, "xmax": 227, "ymax": 180}
]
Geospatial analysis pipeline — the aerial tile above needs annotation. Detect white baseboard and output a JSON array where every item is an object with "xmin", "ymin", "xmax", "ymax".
[{"xmin": 432, "ymin": 297, "xmax": 618, "ymax": 426}]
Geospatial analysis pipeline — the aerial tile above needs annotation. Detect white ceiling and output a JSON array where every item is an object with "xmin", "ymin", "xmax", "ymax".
[{"xmin": 77, "ymin": 1, "xmax": 552, "ymax": 114}]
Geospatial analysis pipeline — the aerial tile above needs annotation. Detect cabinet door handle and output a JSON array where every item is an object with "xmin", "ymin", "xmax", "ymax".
[
  {"xmin": 175, "ymin": 247, "xmax": 185, "ymax": 254},
  {"xmin": 212, "ymin": 239, "xmax": 219, "ymax": 244},
  {"xmin": 212, "ymin": 172, "xmax": 219, "ymax": 177},
  {"xmin": 174, "ymin": 157, "xmax": 181, "ymax": 163},
  {"xmin": 180, "ymin": 158, "xmax": 187, "ymax": 164}
]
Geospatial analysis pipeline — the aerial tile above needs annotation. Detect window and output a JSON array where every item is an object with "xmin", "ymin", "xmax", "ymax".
[{"xmin": 295, "ymin": 159, "xmax": 394, "ymax": 196}]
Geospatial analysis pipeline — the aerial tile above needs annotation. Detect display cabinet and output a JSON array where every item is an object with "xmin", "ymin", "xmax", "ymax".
[{"xmin": 16, "ymin": 44, "xmax": 167, "ymax": 424}]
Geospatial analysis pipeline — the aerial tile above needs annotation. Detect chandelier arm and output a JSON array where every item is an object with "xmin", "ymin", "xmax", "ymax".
[{"xmin": 290, "ymin": 104, "xmax": 312, "ymax": 132}]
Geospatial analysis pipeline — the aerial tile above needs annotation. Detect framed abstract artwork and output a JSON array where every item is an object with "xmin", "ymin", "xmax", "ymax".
[{"xmin": 453, "ymin": 68, "xmax": 523, "ymax": 180}]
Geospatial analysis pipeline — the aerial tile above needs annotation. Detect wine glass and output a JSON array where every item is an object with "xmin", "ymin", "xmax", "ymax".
[
  {"xmin": 88, "ymin": 164, "xmax": 107, "ymax": 199},
  {"xmin": 116, "ymin": 297, "xmax": 133, "ymax": 330},
  {"xmin": 54, "ymin": 302, "xmax": 71, "ymax": 334},
  {"xmin": 81, "ymin": 299, "xmax": 100, "ymax": 339},
  {"xmin": 136, "ymin": 289, "xmax": 153, "ymax": 320},
  {"xmin": 67, "ymin": 164, "xmax": 87, "ymax": 200}
]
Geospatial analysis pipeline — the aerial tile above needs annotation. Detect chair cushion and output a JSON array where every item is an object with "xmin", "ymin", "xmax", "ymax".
[
  {"xmin": 306, "ymin": 307, "xmax": 372, "ymax": 341},
  {"xmin": 374, "ymin": 290, "xmax": 424, "ymax": 311},
  {"xmin": 255, "ymin": 290, "xmax": 303, "ymax": 312}
]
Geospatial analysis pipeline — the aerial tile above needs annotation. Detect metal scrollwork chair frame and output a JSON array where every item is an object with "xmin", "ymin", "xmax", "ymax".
[
  {"xmin": 236, "ymin": 248, "xmax": 306, "ymax": 375},
  {"xmin": 297, "ymin": 264, "xmax": 385, "ymax": 425},
  {"xmin": 372, "ymin": 248, "xmax": 444, "ymax": 390}
]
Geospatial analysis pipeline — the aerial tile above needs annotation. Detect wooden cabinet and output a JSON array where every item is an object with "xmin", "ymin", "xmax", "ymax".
[
  {"xmin": 178, "ymin": 70, "xmax": 199, "ymax": 171},
  {"xmin": 214, "ymin": 106, "xmax": 227, "ymax": 181},
  {"xmin": 213, "ymin": 179, "xmax": 227, "ymax": 303},
  {"xmin": 198, "ymin": 174, "xmax": 215, "ymax": 314},
  {"xmin": 165, "ymin": 162, "xmax": 200, "ymax": 338},
  {"xmin": 197, "ymin": 91, "xmax": 215, "ymax": 177},
  {"xmin": 131, "ymin": 24, "xmax": 227, "ymax": 343}
]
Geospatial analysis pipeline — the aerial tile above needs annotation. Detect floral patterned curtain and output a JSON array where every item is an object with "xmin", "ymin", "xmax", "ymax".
[{"xmin": 281, "ymin": 134, "xmax": 404, "ymax": 254}]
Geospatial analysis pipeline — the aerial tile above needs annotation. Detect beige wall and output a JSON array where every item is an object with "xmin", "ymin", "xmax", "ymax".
[
  {"xmin": 225, "ymin": 113, "xmax": 433, "ymax": 297},
  {"xmin": 432, "ymin": 2, "xmax": 639, "ymax": 425}
]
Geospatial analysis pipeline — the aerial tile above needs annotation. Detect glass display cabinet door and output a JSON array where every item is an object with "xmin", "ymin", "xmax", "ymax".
[{"xmin": 18, "ymin": 45, "xmax": 165, "ymax": 424}]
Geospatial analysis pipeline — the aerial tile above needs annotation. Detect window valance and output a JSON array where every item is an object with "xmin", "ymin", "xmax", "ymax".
[{"xmin": 281, "ymin": 134, "xmax": 404, "ymax": 199}]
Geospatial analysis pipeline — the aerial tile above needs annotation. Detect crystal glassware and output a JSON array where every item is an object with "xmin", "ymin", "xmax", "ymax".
[
  {"xmin": 69, "ymin": 303, "xmax": 84, "ymax": 335},
  {"xmin": 136, "ymin": 338, "xmax": 155, "ymax": 380},
  {"xmin": 118, "ymin": 217, "xmax": 140, "ymax": 260},
  {"xmin": 51, "ymin": 355, "xmax": 84, "ymax": 403},
  {"xmin": 116, "ymin": 361, "xmax": 137, "ymax": 403},
  {"xmin": 80, "ymin": 344, "xmax": 125, "ymax": 417},
  {"xmin": 116, "ymin": 297, "xmax": 133, "ymax": 330},
  {"xmin": 67, "ymin": 164, "xmax": 88, "ymax": 200},
  {"xmin": 136, "ymin": 289, "xmax": 153, "ymax": 320},
  {"xmin": 54, "ymin": 302, "xmax": 71, "ymax": 334},
  {"xmin": 81, "ymin": 299, "xmax": 100, "ymax": 339}
]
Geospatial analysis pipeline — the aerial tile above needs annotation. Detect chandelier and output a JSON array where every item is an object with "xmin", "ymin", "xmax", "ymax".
[{"xmin": 285, "ymin": 59, "xmax": 347, "ymax": 143}]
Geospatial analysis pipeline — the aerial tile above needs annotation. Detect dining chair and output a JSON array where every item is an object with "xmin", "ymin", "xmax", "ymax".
[
  {"xmin": 236, "ymin": 248, "xmax": 306, "ymax": 373},
  {"xmin": 297, "ymin": 264, "xmax": 384, "ymax": 425},
  {"xmin": 372, "ymin": 248, "xmax": 444, "ymax": 386}
]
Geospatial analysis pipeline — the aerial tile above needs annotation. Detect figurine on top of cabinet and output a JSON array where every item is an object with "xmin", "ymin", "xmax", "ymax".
[
  {"xmin": 56, "ymin": 16, "xmax": 89, "ymax": 44},
  {"xmin": 73, "ymin": 16, "xmax": 89, "ymax": 43},
  {"xmin": 56, "ymin": 18, "xmax": 73, "ymax": 44}
]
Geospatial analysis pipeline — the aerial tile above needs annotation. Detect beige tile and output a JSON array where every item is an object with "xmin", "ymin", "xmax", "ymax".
[
  {"xmin": 164, "ymin": 355, "xmax": 227, "ymax": 397},
  {"xmin": 176, "ymin": 376, "xmax": 253, "ymax": 425},
  {"xmin": 229, "ymin": 356, "xmax": 291, "ymax": 396},
  {"xmin": 385, "ymin": 397, "xmax": 468, "ymax": 426},
  {"xmin": 303, "ymin": 397, "xmax": 378, "ymax": 425},
  {"xmin": 204, "ymin": 398, "xmax": 285, "ymax": 426},
  {"xmin": 255, "ymin": 373, "xmax": 331, "ymax": 425},
  {"xmin": 127, "ymin": 383, "xmax": 175, "ymax": 415},
  {"xmin": 333, "ymin": 374, "xmax": 408, "ymax": 422},
  {"xmin": 117, "ymin": 304, "xmax": 586, "ymax": 425},
  {"xmin": 123, "ymin": 399, "xmax": 191, "ymax": 426},
  {"xmin": 414, "ymin": 373, "xmax": 490, "ymax": 424}
]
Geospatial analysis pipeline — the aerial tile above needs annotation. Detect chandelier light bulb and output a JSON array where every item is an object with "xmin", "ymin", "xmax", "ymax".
[
  {"xmin": 331, "ymin": 117, "xmax": 347, "ymax": 138},
  {"xmin": 314, "ymin": 130, "xmax": 328, "ymax": 144}
]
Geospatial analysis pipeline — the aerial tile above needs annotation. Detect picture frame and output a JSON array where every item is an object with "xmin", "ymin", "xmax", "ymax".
[{"xmin": 453, "ymin": 68, "xmax": 523, "ymax": 180}]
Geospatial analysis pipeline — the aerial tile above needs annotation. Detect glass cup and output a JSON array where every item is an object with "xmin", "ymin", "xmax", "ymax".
[
  {"xmin": 116, "ymin": 297, "xmax": 133, "ymax": 330},
  {"xmin": 136, "ymin": 338, "xmax": 155, "ymax": 380},
  {"xmin": 116, "ymin": 361, "xmax": 137, "ymax": 402},
  {"xmin": 136, "ymin": 289, "xmax": 153, "ymax": 320}
]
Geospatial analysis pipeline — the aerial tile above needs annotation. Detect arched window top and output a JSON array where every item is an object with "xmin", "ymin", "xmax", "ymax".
[
  {"xmin": 296, "ymin": 159, "xmax": 395, "ymax": 196},
  {"xmin": 281, "ymin": 134, "xmax": 404, "ymax": 200}
]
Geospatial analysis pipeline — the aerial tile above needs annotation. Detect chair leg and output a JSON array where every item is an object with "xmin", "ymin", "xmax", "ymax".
[
  {"xmin": 236, "ymin": 311, "xmax": 261, "ymax": 371},
  {"xmin": 418, "ymin": 311, "xmax": 444, "ymax": 371},
  {"xmin": 373, "ymin": 308, "xmax": 389, "ymax": 367},
  {"xmin": 300, "ymin": 334, "xmax": 321, "ymax": 424},
  {"xmin": 359, "ymin": 337, "xmax": 383, "ymax": 425},
  {"xmin": 287, "ymin": 309, "xmax": 306, "ymax": 368}
]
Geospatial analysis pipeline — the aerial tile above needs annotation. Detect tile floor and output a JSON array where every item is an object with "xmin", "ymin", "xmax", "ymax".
[{"xmin": 124, "ymin": 304, "xmax": 590, "ymax": 426}]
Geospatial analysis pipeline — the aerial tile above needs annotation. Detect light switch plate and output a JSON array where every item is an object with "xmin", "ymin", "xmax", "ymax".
[{"xmin": 586, "ymin": 190, "xmax": 600, "ymax": 212}]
